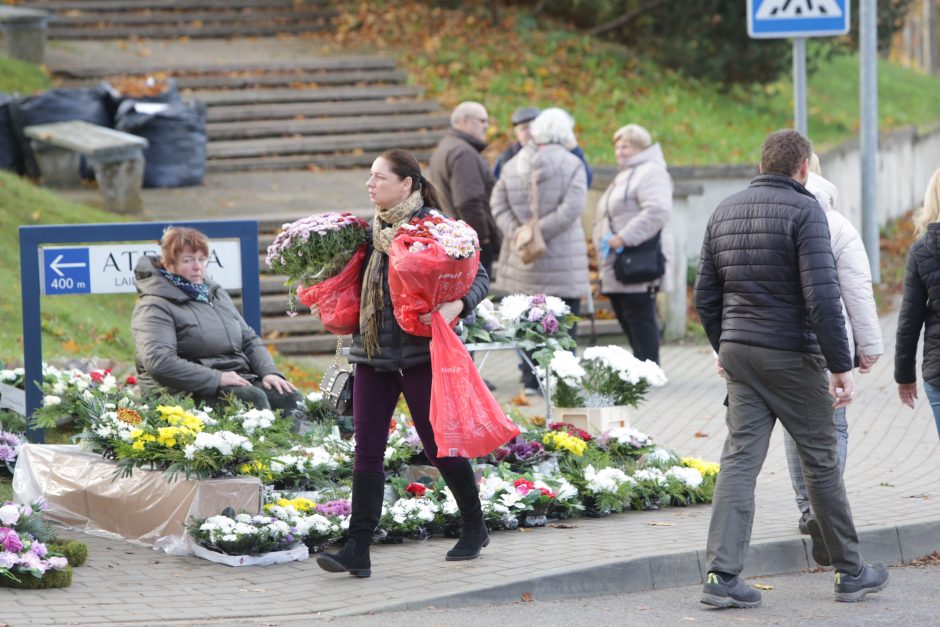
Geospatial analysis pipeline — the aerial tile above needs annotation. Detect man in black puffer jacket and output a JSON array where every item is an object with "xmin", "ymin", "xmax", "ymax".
[{"xmin": 694, "ymin": 130, "xmax": 890, "ymax": 608}]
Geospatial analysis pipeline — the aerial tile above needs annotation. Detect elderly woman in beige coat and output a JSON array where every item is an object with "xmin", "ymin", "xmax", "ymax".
[
  {"xmin": 491, "ymin": 107, "xmax": 589, "ymax": 394},
  {"xmin": 592, "ymin": 123, "xmax": 674, "ymax": 364}
]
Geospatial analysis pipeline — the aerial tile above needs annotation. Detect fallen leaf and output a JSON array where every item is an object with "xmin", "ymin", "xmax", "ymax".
[
  {"xmin": 521, "ymin": 592, "xmax": 533, "ymax": 602},
  {"xmin": 647, "ymin": 521, "xmax": 676, "ymax": 527},
  {"xmin": 511, "ymin": 392, "xmax": 531, "ymax": 406},
  {"xmin": 753, "ymin": 583, "xmax": 774, "ymax": 590},
  {"xmin": 548, "ymin": 523, "xmax": 579, "ymax": 529},
  {"xmin": 694, "ymin": 431, "xmax": 708, "ymax": 438}
]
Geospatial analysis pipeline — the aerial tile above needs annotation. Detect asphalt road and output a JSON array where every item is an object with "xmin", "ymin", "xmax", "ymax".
[{"xmin": 297, "ymin": 561, "xmax": 940, "ymax": 626}]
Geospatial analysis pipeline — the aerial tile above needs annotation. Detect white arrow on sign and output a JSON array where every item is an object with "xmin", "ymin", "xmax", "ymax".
[{"xmin": 49, "ymin": 254, "xmax": 87, "ymax": 277}]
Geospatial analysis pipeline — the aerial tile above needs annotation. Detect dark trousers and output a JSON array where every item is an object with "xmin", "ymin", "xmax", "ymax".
[
  {"xmin": 202, "ymin": 380, "xmax": 303, "ymax": 415},
  {"xmin": 520, "ymin": 297, "xmax": 581, "ymax": 389},
  {"xmin": 607, "ymin": 290, "xmax": 660, "ymax": 364},
  {"xmin": 706, "ymin": 342, "xmax": 863, "ymax": 575},
  {"xmin": 480, "ymin": 242, "xmax": 497, "ymax": 279},
  {"xmin": 352, "ymin": 361, "xmax": 470, "ymax": 475}
]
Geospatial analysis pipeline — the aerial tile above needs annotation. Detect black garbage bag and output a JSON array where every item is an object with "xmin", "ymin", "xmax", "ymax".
[
  {"xmin": 9, "ymin": 86, "xmax": 113, "ymax": 179},
  {"xmin": 115, "ymin": 99, "xmax": 206, "ymax": 188},
  {"xmin": 101, "ymin": 77, "xmax": 180, "ymax": 120},
  {"xmin": 0, "ymin": 94, "xmax": 22, "ymax": 173}
]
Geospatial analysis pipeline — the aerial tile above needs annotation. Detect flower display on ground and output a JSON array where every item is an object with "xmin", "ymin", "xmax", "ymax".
[
  {"xmin": 0, "ymin": 430, "xmax": 23, "ymax": 474},
  {"xmin": 188, "ymin": 512, "xmax": 299, "ymax": 556},
  {"xmin": 0, "ymin": 499, "xmax": 70, "ymax": 585}
]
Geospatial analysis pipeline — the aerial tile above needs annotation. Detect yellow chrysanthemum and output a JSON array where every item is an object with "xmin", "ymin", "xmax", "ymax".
[
  {"xmin": 542, "ymin": 431, "xmax": 586, "ymax": 456},
  {"xmin": 682, "ymin": 457, "xmax": 720, "ymax": 476},
  {"xmin": 130, "ymin": 428, "xmax": 144, "ymax": 439},
  {"xmin": 131, "ymin": 440, "xmax": 146, "ymax": 451}
]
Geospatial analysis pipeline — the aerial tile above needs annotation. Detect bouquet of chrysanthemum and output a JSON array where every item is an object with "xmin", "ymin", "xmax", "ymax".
[
  {"xmin": 387, "ymin": 210, "xmax": 480, "ymax": 337},
  {"xmin": 266, "ymin": 212, "xmax": 369, "ymax": 333},
  {"xmin": 595, "ymin": 426, "xmax": 655, "ymax": 462},
  {"xmin": 187, "ymin": 512, "xmax": 300, "ymax": 556},
  {"xmin": 0, "ymin": 430, "xmax": 23, "ymax": 475},
  {"xmin": 576, "ymin": 464, "xmax": 635, "ymax": 516},
  {"xmin": 0, "ymin": 499, "xmax": 72, "ymax": 588},
  {"xmin": 30, "ymin": 364, "xmax": 130, "ymax": 430},
  {"xmin": 377, "ymin": 496, "xmax": 438, "ymax": 543},
  {"xmin": 548, "ymin": 345, "xmax": 666, "ymax": 409},
  {"xmin": 498, "ymin": 293, "xmax": 578, "ymax": 367},
  {"xmin": 460, "ymin": 298, "xmax": 511, "ymax": 344}
]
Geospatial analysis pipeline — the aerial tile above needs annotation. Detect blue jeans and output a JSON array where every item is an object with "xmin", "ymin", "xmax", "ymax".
[{"xmin": 922, "ymin": 381, "xmax": 940, "ymax": 440}]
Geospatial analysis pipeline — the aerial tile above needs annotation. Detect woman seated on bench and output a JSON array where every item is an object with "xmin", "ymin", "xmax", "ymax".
[{"xmin": 131, "ymin": 226, "xmax": 303, "ymax": 417}]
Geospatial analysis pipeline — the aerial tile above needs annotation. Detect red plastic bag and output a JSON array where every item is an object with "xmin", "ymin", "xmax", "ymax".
[
  {"xmin": 296, "ymin": 244, "xmax": 366, "ymax": 335},
  {"xmin": 429, "ymin": 312, "xmax": 520, "ymax": 458},
  {"xmin": 387, "ymin": 235, "xmax": 480, "ymax": 337}
]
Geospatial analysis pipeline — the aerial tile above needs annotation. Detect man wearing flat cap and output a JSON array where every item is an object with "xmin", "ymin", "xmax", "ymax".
[
  {"xmin": 430, "ymin": 101, "xmax": 501, "ymax": 277},
  {"xmin": 493, "ymin": 106, "xmax": 593, "ymax": 187}
]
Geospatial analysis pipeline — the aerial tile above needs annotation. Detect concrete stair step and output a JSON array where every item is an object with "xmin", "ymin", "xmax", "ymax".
[
  {"xmin": 262, "ymin": 312, "xmax": 324, "ymax": 336},
  {"xmin": 265, "ymin": 333, "xmax": 348, "ymax": 355},
  {"xmin": 49, "ymin": 22, "xmax": 331, "ymax": 39},
  {"xmin": 58, "ymin": 69, "xmax": 406, "ymax": 90},
  {"xmin": 48, "ymin": 7, "xmax": 331, "ymax": 26},
  {"xmin": 207, "ymin": 99, "xmax": 438, "ymax": 123},
  {"xmin": 207, "ymin": 113, "xmax": 450, "ymax": 141},
  {"xmin": 207, "ymin": 130, "xmax": 444, "ymax": 160},
  {"xmin": 210, "ymin": 149, "xmax": 433, "ymax": 173},
  {"xmin": 196, "ymin": 85, "xmax": 424, "ymax": 107},
  {"xmin": 54, "ymin": 56, "xmax": 396, "ymax": 79},
  {"xmin": 27, "ymin": 0, "xmax": 318, "ymax": 10}
]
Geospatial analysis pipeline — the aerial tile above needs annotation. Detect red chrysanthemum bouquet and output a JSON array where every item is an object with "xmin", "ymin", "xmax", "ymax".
[
  {"xmin": 387, "ymin": 210, "xmax": 480, "ymax": 336},
  {"xmin": 265, "ymin": 212, "xmax": 369, "ymax": 335},
  {"xmin": 388, "ymin": 210, "xmax": 519, "ymax": 459}
]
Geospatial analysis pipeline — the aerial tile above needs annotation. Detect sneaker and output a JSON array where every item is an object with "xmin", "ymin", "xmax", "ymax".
[
  {"xmin": 798, "ymin": 511, "xmax": 811, "ymax": 535},
  {"xmin": 700, "ymin": 572, "xmax": 763, "ymax": 609},
  {"xmin": 805, "ymin": 517, "xmax": 831, "ymax": 566},
  {"xmin": 523, "ymin": 386, "xmax": 540, "ymax": 397},
  {"xmin": 834, "ymin": 562, "xmax": 891, "ymax": 602}
]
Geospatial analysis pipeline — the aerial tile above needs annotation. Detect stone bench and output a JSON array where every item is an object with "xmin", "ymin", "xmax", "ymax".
[
  {"xmin": 25, "ymin": 120, "xmax": 149, "ymax": 213},
  {"xmin": 0, "ymin": 6, "xmax": 50, "ymax": 65}
]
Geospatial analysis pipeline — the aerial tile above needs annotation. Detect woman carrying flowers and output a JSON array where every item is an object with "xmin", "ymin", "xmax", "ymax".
[
  {"xmin": 131, "ymin": 227, "xmax": 303, "ymax": 416},
  {"xmin": 316, "ymin": 149, "xmax": 491, "ymax": 579}
]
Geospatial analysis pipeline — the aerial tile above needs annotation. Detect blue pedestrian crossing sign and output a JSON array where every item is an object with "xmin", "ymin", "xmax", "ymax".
[
  {"xmin": 748, "ymin": 0, "xmax": 851, "ymax": 39},
  {"xmin": 41, "ymin": 247, "xmax": 91, "ymax": 295}
]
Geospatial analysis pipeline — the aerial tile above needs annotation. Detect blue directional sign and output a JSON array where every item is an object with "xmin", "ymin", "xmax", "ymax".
[
  {"xmin": 42, "ymin": 247, "xmax": 91, "ymax": 295},
  {"xmin": 748, "ymin": 0, "xmax": 851, "ymax": 39}
]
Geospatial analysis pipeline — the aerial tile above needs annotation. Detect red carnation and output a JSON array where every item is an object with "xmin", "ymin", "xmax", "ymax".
[
  {"xmin": 405, "ymin": 483, "xmax": 427, "ymax": 497},
  {"xmin": 126, "ymin": 375, "xmax": 138, "ymax": 385},
  {"xmin": 89, "ymin": 371, "xmax": 104, "ymax": 383}
]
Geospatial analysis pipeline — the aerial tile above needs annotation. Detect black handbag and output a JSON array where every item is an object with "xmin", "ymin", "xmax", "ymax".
[
  {"xmin": 320, "ymin": 337, "xmax": 354, "ymax": 416},
  {"xmin": 605, "ymin": 167, "xmax": 666, "ymax": 285}
]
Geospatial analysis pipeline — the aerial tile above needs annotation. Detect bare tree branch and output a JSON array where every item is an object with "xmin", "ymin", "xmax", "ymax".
[{"xmin": 587, "ymin": 0, "xmax": 668, "ymax": 37}]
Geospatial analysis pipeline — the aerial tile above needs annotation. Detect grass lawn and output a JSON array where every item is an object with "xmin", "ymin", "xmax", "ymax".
[
  {"xmin": 0, "ymin": 476, "xmax": 11, "ymax": 502},
  {"xmin": 0, "ymin": 56, "xmax": 52, "ymax": 94},
  {"xmin": 316, "ymin": 2, "xmax": 940, "ymax": 166}
]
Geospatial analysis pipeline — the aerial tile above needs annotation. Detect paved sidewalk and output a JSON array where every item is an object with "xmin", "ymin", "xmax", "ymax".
[{"xmin": 2, "ymin": 312, "xmax": 939, "ymax": 626}]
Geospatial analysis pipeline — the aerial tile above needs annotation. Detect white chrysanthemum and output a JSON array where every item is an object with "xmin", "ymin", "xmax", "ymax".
[
  {"xmin": 665, "ymin": 466, "xmax": 703, "ymax": 489},
  {"xmin": 646, "ymin": 447, "xmax": 677, "ymax": 464},
  {"xmin": 43, "ymin": 395, "xmax": 62, "ymax": 406},
  {"xmin": 550, "ymin": 350, "xmax": 586, "ymax": 386},
  {"xmin": 584, "ymin": 465, "xmax": 632, "ymax": 494},
  {"xmin": 633, "ymin": 468, "xmax": 667, "ymax": 486},
  {"xmin": 544, "ymin": 295, "xmax": 570, "ymax": 317},
  {"xmin": 498, "ymin": 293, "xmax": 531, "ymax": 322},
  {"xmin": 306, "ymin": 391, "xmax": 323, "ymax": 403}
]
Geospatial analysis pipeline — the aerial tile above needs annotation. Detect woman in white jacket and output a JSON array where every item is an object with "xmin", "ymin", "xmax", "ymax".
[{"xmin": 784, "ymin": 158, "xmax": 884, "ymax": 537}]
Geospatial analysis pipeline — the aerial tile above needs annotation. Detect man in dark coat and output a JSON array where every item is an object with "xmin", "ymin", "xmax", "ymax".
[
  {"xmin": 430, "ymin": 101, "xmax": 501, "ymax": 277},
  {"xmin": 694, "ymin": 129, "xmax": 890, "ymax": 608}
]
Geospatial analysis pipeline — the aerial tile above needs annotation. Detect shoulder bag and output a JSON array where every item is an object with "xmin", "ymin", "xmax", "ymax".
[
  {"xmin": 513, "ymin": 161, "xmax": 546, "ymax": 264},
  {"xmin": 320, "ymin": 337, "xmax": 354, "ymax": 416},
  {"xmin": 605, "ymin": 167, "xmax": 666, "ymax": 284}
]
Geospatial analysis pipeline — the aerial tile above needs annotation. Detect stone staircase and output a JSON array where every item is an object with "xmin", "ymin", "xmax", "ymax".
[
  {"xmin": 17, "ymin": 0, "xmax": 335, "ymax": 39},
  {"xmin": 52, "ymin": 57, "xmax": 449, "ymax": 172}
]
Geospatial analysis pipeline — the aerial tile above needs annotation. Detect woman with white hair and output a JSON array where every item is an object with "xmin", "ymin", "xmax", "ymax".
[
  {"xmin": 896, "ymin": 167, "xmax": 940, "ymax": 440},
  {"xmin": 592, "ymin": 123, "xmax": 674, "ymax": 364},
  {"xmin": 491, "ymin": 107, "xmax": 590, "ymax": 395}
]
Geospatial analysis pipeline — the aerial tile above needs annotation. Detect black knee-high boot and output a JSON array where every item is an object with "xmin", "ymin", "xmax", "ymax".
[
  {"xmin": 440, "ymin": 461, "xmax": 489, "ymax": 561},
  {"xmin": 316, "ymin": 471, "xmax": 385, "ymax": 578}
]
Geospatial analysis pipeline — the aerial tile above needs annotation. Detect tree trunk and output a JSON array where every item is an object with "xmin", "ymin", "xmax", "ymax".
[{"xmin": 925, "ymin": 0, "xmax": 938, "ymax": 74}]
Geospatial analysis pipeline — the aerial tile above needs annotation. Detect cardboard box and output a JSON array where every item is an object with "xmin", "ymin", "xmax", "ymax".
[
  {"xmin": 553, "ymin": 406, "xmax": 629, "ymax": 435},
  {"xmin": 13, "ymin": 444, "xmax": 263, "ymax": 555}
]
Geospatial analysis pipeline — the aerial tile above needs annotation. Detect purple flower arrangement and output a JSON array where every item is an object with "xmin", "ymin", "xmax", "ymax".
[
  {"xmin": 0, "ymin": 430, "xmax": 23, "ymax": 473},
  {"xmin": 316, "ymin": 500, "xmax": 352, "ymax": 517},
  {"xmin": 1, "ymin": 499, "xmax": 69, "ymax": 583},
  {"xmin": 490, "ymin": 438, "xmax": 547, "ymax": 469}
]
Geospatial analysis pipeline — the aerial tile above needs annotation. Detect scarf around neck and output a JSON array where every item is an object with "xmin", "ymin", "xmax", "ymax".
[
  {"xmin": 159, "ymin": 268, "xmax": 211, "ymax": 303},
  {"xmin": 359, "ymin": 190, "xmax": 424, "ymax": 358}
]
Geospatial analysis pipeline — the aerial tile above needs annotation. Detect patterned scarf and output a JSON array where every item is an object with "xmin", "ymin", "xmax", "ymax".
[
  {"xmin": 159, "ymin": 269, "xmax": 211, "ymax": 303},
  {"xmin": 360, "ymin": 190, "xmax": 424, "ymax": 358}
]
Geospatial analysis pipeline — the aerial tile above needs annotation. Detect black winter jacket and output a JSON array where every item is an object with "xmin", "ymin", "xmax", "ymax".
[
  {"xmin": 348, "ymin": 206, "xmax": 490, "ymax": 372},
  {"xmin": 895, "ymin": 224, "xmax": 940, "ymax": 386},
  {"xmin": 694, "ymin": 174, "xmax": 852, "ymax": 373}
]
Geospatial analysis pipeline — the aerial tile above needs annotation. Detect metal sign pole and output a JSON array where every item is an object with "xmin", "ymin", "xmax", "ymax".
[
  {"xmin": 860, "ymin": 0, "xmax": 881, "ymax": 283},
  {"xmin": 793, "ymin": 37, "xmax": 808, "ymax": 134}
]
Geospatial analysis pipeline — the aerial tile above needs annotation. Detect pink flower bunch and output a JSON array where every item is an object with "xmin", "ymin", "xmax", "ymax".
[
  {"xmin": 397, "ymin": 211, "xmax": 479, "ymax": 259},
  {"xmin": 265, "ymin": 212, "xmax": 369, "ymax": 287}
]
